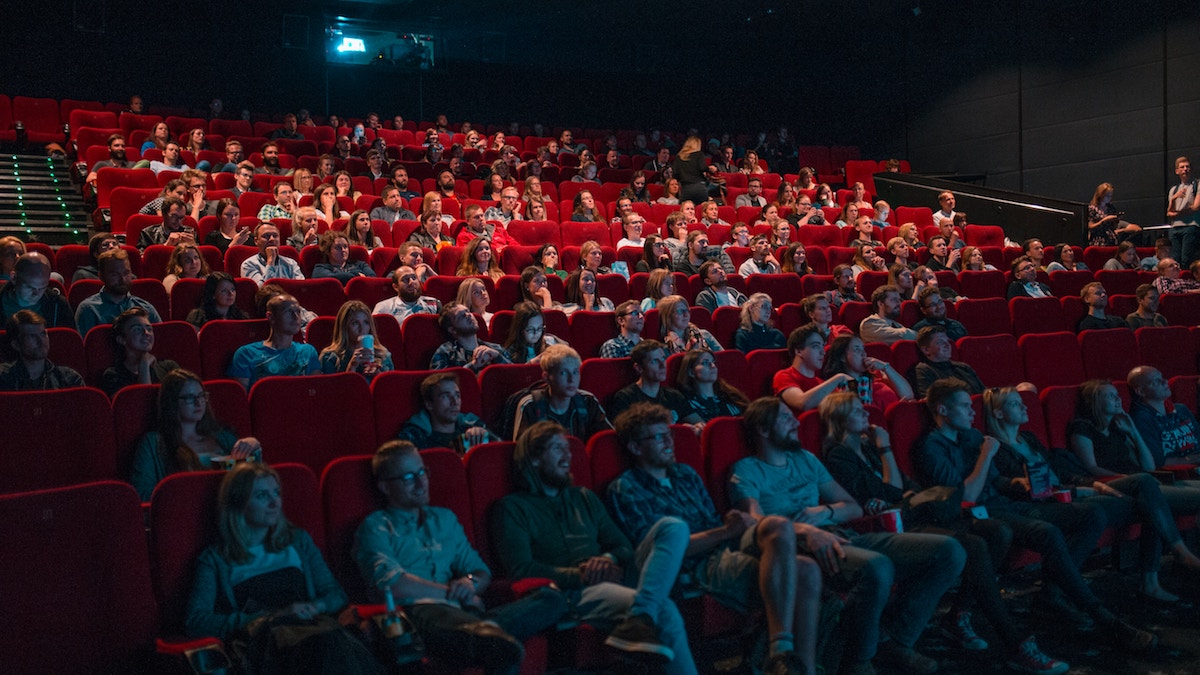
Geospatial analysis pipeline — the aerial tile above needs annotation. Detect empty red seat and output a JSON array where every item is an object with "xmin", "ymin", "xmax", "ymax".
[
  {"xmin": 579, "ymin": 357, "xmax": 636, "ymax": 409},
  {"xmin": 1078, "ymin": 328, "xmax": 1139, "ymax": 381},
  {"xmin": 744, "ymin": 348, "xmax": 790, "ymax": 398},
  {"xmin": 957, "ymin": 334, "xmax": 1024, "ymax": 388},
  {"xmin": 0, "ymin": 387, "xmax": 116, "ymax": 492},
  {"xmin": 1136, "ymin": 326, "xmax": 1197, "ymax": 378},
  {"xmin": 1158, "ymin": 293, "xmax": 1200, "ymax": 327},
  {"xmin": 954, "ymin": 297, "xmax": 1012, "ymax": 336},
  {"xmin": 1019, "ymin": 332, "xmax": 1086, "ymax": 390},
  {"xmin": 250, "ymin": 373, "xmax": 375, "ymax": 474},
  {"xmin": 12, "ymin": 95, "xmax": 62, "ymax": 144},
  {"xmin": 1010, "ymin": 296, "xmax": 1066, "ymax": 335},
  {"xmin": 958, "ymin": 270, "xmax": 1007, "ymax": 299}
]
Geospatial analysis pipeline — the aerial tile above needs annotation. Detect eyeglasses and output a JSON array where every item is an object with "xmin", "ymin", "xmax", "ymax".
[
  {"xmin": 524, "ymin": 325, "xmax": 545, "ymax": 334},
  {"xmin": 619, "ymin": 309, "xmax": 644, "ymax": 319},
  {"xmin": 177, "ymin": 393, "xmax": 209, "ymax": 406},
  {"xmin": 637, "ymin": 431, "xmax": 672, "ymax": 444},
  {"xmin": 381, "ymin": 467, "xmax": 430, "ymax": 484}
]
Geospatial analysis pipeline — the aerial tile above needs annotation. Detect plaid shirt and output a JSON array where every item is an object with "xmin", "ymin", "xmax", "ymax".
[
  {"xmin": 512, "ymin": 388, "xmax": 610, "ymax": 441},
  {"xmin": 1153, "ymin": 276, "xmax": 1200, "ymax": 295},
  {"xmin": 429, "ymin": 339, "xmax": 510, "ymax": 372},
  {"xmin": 599, "ymin": 334, "xmax": 640, "ymax": 359},
  {"xmin": 605, "ymin": 463, "xmax": 723, "ymax": 546}
]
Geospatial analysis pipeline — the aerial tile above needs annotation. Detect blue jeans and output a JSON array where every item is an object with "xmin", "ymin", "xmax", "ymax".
[
  {"xmin": 830, "ymin": 532, "xmax": 966, "ymax": 662},
  {"xmin": 573, "ymin": 516, "xmax": 696, "ymax": 675},
  {"xmin": 1170, "ymin": 225, "xmax": 1200, "ymax": 266},
  {"xmin": 407, "ymin": 586, "xmax": 568, "ymax": 667}
]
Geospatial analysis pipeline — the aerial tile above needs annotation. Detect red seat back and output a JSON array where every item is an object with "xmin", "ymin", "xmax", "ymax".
[
  {"xmin": 1019, "ymin": 332, "xmax": 1086, "ymax": 390},
  {"xmin": 197, "ymin": 319, "xmax": 271, "ymax": 380},
  {"xmin": 0, "ymin": 388, "xmax": 116, "ymax": 492},
  {"xmin": 250, "ymin": 373, "xmax": 375, "ymax": 475}
]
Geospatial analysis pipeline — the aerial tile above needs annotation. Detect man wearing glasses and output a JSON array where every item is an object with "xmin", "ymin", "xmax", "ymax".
[
  {"xmin": 458, "ymin": 204, "xmax": 514, "ymax": 255},
  {"xmin": 1152, "ymin": 257, "xmax": 1200, "ymax": 295},
  {"xmin": 1006, "ymin": 256, "xmax": 1053, "ymax": 299},
  {"xmin": 355, "ymin": 440, "xmax": 567, "ymax": 672},
  {"xmin": 484, "ymin": 187, "xmax": 524, "ymax": 226},
  {"xmin": 600, "ymin": 301, "xmax": 645, "ymax": 359}
]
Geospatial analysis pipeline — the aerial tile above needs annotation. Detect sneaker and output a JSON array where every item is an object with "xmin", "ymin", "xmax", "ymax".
[
  {"xmin": 1109, "ymin": 620, "xmax": 1158, "ymax": 653},
  {"xmin": 604, "ymin": 614, "xmax": 674, "ymax": 661},
  {"xmin": 875, "ymin": 641, "xmax": 938, "ymax": 675},
  {"xmin": 1007, "ymin": 636, "xmax": 1069, "ymax": 674},
  {"xmin": 762, "ymin": 651, "xmax": 805, "ymax": 675},
  {"xmin": 942, "ymin": 610, "xmax": 988, "ymax": 651}
]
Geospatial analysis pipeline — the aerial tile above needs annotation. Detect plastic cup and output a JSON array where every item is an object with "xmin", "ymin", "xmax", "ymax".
[{"xmin": 878, "ymin": 508, "xmax": 903, "ymax": 533}]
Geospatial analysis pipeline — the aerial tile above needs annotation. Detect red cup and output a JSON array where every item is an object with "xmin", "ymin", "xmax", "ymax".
[
  {"xmin": 878, "ymin": 508, "xmax": 903, "ymax": 533},
  {"xmin": 1051, "ymin": 489, "xmax": 1072, "ymax": 503}
]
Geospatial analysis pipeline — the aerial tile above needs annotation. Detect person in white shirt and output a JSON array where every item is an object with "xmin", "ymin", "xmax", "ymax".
[
  {"xmin": 616, "ymin": 212, "xmax": 648, "ymax": 250},
  {"xmin": 738, "ymin": 234, "xmax": 781, "ymax": 276}
]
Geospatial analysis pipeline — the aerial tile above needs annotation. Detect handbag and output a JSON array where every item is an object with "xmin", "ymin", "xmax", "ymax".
[{"xmin": 901, "ymin": 485, "xmax": 963, "ymax": 527}]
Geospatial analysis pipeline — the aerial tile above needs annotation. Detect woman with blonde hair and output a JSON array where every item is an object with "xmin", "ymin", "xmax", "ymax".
[
  {"xmin": 888, "ymin": 263, "xmax": 916, "ymax": 300},
  {"xmin": 658, "ymin": 294, "xmax": 722, "ymax": 353},
  {"xmin": 672, "ymin": 135, "xmax": 710, "ymax": 205},
  {"xmin": 455, "ymin": 277, "xmax": 495, "ymax": 326},
  {"xmin": 733, "ymin": 292, "xmax": 785, "ymax": 351},
  {"xmin": 455, "ymin": 237, "xmax": 504, "ymax": 281},
  {"xmin": 640, "ymin": 268, "xmax": 676, "ymax": 311},
  {"xmin": 851, "ymin": 243, "xmax": 886, "ymax": 278},
  {"xmin": 291, "ymin": 168, "xmax": 314, "ymax": 197},
  {"xmin": 656, "ymin": 178, "xmax": 682, "ymax": 206},
  {"xmin": 898, "ymin": 222, "xmax": 924, "ymax": 249},
  {"xmin": 1087, "ymin": 182, "xmax": 1141, "ymax": 246},
  {"xmin": 959, "ymin": 245, "xmax": 996, "ymax": 271},
  {"xmin": 319, "ymin": 300, "xmax": 392, "ymax": 380},
  {"xmin": 287, "ymin": 206, "xmax": 321, "ymax": 249},
  {"xmin": 163, "ymin": 241, "xmax": 211, "ymax": 293}
]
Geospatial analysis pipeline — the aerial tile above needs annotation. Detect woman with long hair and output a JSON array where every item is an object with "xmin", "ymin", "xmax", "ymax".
[
  {"xmin": 313, "ymin": 230, "xmax": 373, "ymax": 284},
  {"xmin": 577, "ymin": 240, "xmax": 612, "ymax": 275},
  {"xmin": 204, "ymin": 199, "xmax": 250, "ymax": 254},
  {"xmin": 129, "ymin": 369, "xmax": 261, "ymax": 500},
  {"xmin": 519, "ymin": 265, "xmax": 555, "ymax": 310},
  {"xmin": 332, "ymin": 170, "xmax": 362, "ymax": 202},
  {"xmin": 141, "ymin": 122, "xmax": 172, "ymax": 152},
  {"xmin": 802, "ymin": 293, "xmax": 851, "ymax": 341},
  {"xmin": 522, "ymin": 175, "xmax": 546, "ymax": 204},
  {"xmin": 959, "ymin": 245, "xmax": 996, "ymax": 272},
  {"xmin": 455, "ymin": 237, "xmax": 504, "ymax": 282},
  {"xmin": 888, "ymin": 263, "xmax": 916, "ymax": 300},
  {"xmin": 562, "ymin": 268, "xmax": 614, "ymax": 315},
  {"xmin": 820, "ymin": 333, "xmax": 913, "ymax": 410},
  {"xmin": 313, "ymin": 183, "xmax": 347, "ymax": 224},
  {"xmin": 636, "ymin": 234, "xmax": 672, "ymax": 273},
  {"xmin": 675, "ymin": 349, "xmax": 749, "ymax": 422},
  {"xmin": 187, "ymin": 272, "xmax": 247, "ymax": 329},
  {"xmin": 819, "ymin": 391, "xmax": 1071, "ymax": 674},
  {"xmin": 835, "ymin": 203, "xmax": 860, "ymax": 230},
  {"xmin": 1103, "ymin": 241, "xmax": 1140, "ymax": 271},
  {"xmin": 733, "ymin": 292, "xmax": 785, "ymax": 352},
  {"xmin": 740, "ymin": 149, "xmax": 765, "ymax": 175},
  {"xmin": 851, "ymin": 243, "xmax": 886, "ymax": 279},
  {"xmin": 570, "ymin": 190, "xmax": 604, "ymax": 223},
  {"xmin": 486, "ymin": 172, "xmax": 506, "ymax": 201},
  {"xmin": 184, "ymin": 128, "xmax": 211, "ymax": 171},
  {"xmin": 319, "ymin": 300, "xmax": 392, "ymax": 380},
  {"xmin": 780, "ymin": 242, "xmax": 811, "ymax": 276},
  {"xmin": 292, "ymin": 168, "xmax": 314, "ymax": 197},
  {"xmin": 774, "ymin": 182, "xmax": 798, "ymax": 210},
  {"xmin": 640, "ymin": 268, "xmax": 676, "ymax": 311},
  {"xmin": 1046, "ymin": 244, "xmax": 1088, "ymax": 273},
  {"xmin": 656, "ymin": 178, "xmax": 682, "ymax": 206},
  {"xmin": 503, "ymin": 301, "xmax": 565, "ymax": 364},
  {"xmin": 102, "ymin": 307, "xmax": 182, "ymax": 397},
  {"xmin": 524, "ymin": 197, "xmax": 549, "ymax": 222},
  {"xmin": 287, "ymin": 206, "xmax": 321, "ymax": 249},
  {"xmin": 658, "ymin": 294, "xmax": 722, "ymax": 353},
  {"xmin": 455, "ymin": 277, "xmax": 494, "ymax": 327},
  {"xmin": 536, "ymin": 242, "xmax": 567, "ymax": 280},
  {"xmin": 343, "ymin": 209, "xmax": 382, "ymax": 250},
  {"xmin": 1087, "ymin": 182, "xmax": 1141, "ymax": 246},
  {"xmin": 163, "ymin": 241, "xmax": 211, "ymax": 293},
  {"xmin": 672, "ymin": 136, "xmax": 710, "ymax": 205},
  {"xmin": 815, "ymin": 183, "xmax": 836, "ymax": 208},
  {"xmin": 184, "ymin": 463, "xmax": 378, "ymax": 673}
]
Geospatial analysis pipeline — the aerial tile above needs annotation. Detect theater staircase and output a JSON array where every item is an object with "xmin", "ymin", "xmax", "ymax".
[{"xmin": 0, "ymin": 154, "xmax": 91, "ymax": 246}]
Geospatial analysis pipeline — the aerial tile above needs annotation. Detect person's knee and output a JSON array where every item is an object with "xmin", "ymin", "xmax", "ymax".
[
  {"xmin": 939, "ymin": 537, "xmax": 968, "ymax": 576},
  {"xmin": 858, "ymin": 552, "xmax": 895, "ymax": 595},
  {"xmin": 758, "ymin": 515, "xmax": 796, "ymax": 549},
  {"xmin": 650, "ymin": 516, "xmax": 690, "ymax": 548}
]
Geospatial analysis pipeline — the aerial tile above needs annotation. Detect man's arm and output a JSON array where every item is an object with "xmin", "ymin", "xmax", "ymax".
[
  {"xmin": 490, "ymin": 497, "xmax": 585, "ymax": 588},
  {"xmin": 777, "ymin": 372, "xmax": 854, "ymax": 412}
]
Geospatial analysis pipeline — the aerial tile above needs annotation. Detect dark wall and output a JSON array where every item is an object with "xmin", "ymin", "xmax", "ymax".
[{"xmin": 5, "ymin": 1, "xmax": 1198, "ymax": 224}]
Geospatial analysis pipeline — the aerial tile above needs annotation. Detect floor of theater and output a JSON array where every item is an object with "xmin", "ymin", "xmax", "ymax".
[{"xmin": 669, "ymin": 554, "xmax": 1200, "ymax": 675}]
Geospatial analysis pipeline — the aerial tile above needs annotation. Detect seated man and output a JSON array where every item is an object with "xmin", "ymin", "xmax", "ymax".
[
  {"xmin": 913, "ymin": 326, "xmax": 986, "ymax": 399},
  {"xmin": 457, "ymin": 204, "xmax": 514, "ymax": 254},
  {"xmin": 254, "ymin": 141, "xmax": 293, "ymax": 176},
  {"xmin": 397, "ymin": 241, "xmax": 438, "ymax": 285},
  {"xmin": 1007, "ymin": 256, "xmax": 1052, "ymax": 299},
  {"xmin": 373, "ymin": 266, "xmax": 441, "ymax": 325},
  {"xmin": 606, "ymin": 402, "xmax": 824, "ymax": 674},
  {"xmin": 257, "ymin": 182, "xmax": 295, "ymax": 221},
  {"xmin": 0, "ymin": 252, "xmax": 74, "ymax": 329},
  {"xmin": 240, "ymin": 223, "xmax": 304, "ymax": 285},
  {"xmin": 858, "ymin": 285, "xmax": 916, "ymax": 345},
  {"xmin": 390, "ymin": 165, "xmax": 419, "ymax": 200},
  {"xmin": 212, "ymin": 140, "xmax": 246, "ymax": 174},
  {"xmin": 227, "ymin": 293, "xmax": 320, "ymax": 389},
  {"xmin": 268, "ymin": 113, "xmax": 303, "ymax": 140},
  {"xmin": 724, "ymin": 223, "xmax": 752, "ymax": 251},
  {"xmin": 0, "ymin": 310, "xmax": 83, "ymax": 391},
  {"xmin": 608, "ymin": 340, "xmax": 701, "ymax": 427},
  {"xmin": 355, "ymin": 440, "xmax": 567, "ymax": 672},
  {"xmin": 511, "ymin": 344, "xmax": 609, "ymax": 440},
  {"xmin": 694, "ymin": 260, "xmax": 747, "ymax": 313},
  {"xmin": 85, "ymin": 133, "xmax": 133, "ymax": 187},
  {"xmin": 75, "ymin": 248, "xmax": 162, "ymax": 336},
  {"xmin": 1128, "ymin": 365, "xmax": 1200, "ymax": 469},
  {"xmin": 924, "ymin": 235, "xmax": 959, "ymax": 272},
  {"xmin": 137, "ymin": 197, "xmax": 195, "ymax": 251},
  {"xmin": 735, "ymin": 177, "xmax": 767, "ymax": 209},
  {"xmin": 932, "ymin": 190, "xmax": 958, "ymax": 227},
  {"xmin": 229, "ymin": 161, "xmax": 258, "ymax": 199},
  {"xmin": 369, "ymin": 186, "xmax": 416, "ymax": 225},
  {"xmin": 1076, "ymin": 282, "xmax": 1128, "ymax": 331},
  {"xmin": 673, "ymin": 230, "xmax": 735, "ymax": 276},
  {"xmin": 730, "ymin": 397, "xmax": 966, "ymax": 674},
  {"xmin": 1151, "ymin": 257, "xmax": 1200, "ymax": 295},
  {"xmin": 483, "ymin": 187, "xmax": 524, "ymax": 225},
  {"xmin": 429, "ymin": 302, "xmax": 510, "ymax": 373},
  {"xmin": 146, "ymin": 141, "xmax": 189, "ymax": 175},
  {"xmin": 774, "ymin": 324, "xmax": 854, "ymax": 413},
  {"xmin": 492, "ymin": 421, "xmax": 691, "ymax": 668},
  {"xmin": 398, "ymin": 372, "xmax": 498, "ymax": 453},
  {"xmin": 911, "ymin": 287, "xmax": 967, "ymax": 341},
  {"xmin": 826, "ymin": 265, "xmax": 866, "ymax": 309},
  {"xmin": 1126, "ymin": 283, "xmax": 1168, "ymax": 328},
  {"xmin": 914, "ymin": 378, "xmax": 1156, "ymax": 652},
  {"xmin": 599, "ymin": 301, "xmax": 644, "ymax": 359}
]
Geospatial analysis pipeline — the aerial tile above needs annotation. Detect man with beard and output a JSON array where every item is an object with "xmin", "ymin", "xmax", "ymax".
[
  {"xmin": 492, "ymin": 419, "xmax": 692, "ymax": 669},
  {"xmin": 1075, "ymin": 282, "xmax": 1127, "ymax": 332},
  {"xmin": 86, "ymin": 133, "xmax": 132, "ymax": 186},
  {"xmin": 429, "ymin": 302, "xmax": 510, "ymax": 373},
  {"xmin": 674, "ymin": 230, "xmax": 734, "ymax": 276},
  {"xmin": 436, "ymin": 169, "xmax": 465, "ymax": 201},
  {"xmin": 240, "ymin": 223, "xmax": 303, "ymax": 285},
  {"xmin": 370, "ymin": 186, "xmax": 416, "ymax": 225},
  {"xmin": 372, "ymin": 265, "xmax": 441, "ymax": 325},
  {"xmin": 268, "ymin": 113, "xmax": 303, "ymax": 140},
  {"xmin": 254, "ymin": 141, "xmax": 293, "ymax": 176},
  {"xmin": 826, "ymin": 265, "xmax": 865, "ymax": 309},
  {"xmin": 137, "ymin": 197, "xmax": 195, "ymax": 250},
  {"xmin": 730, "ymin": 397, "xmax": 965, "ymax": 675},
  {"xmin": 858, "ymin": 285, "xmax": 916, "ymax": 345},
  {"xmin": 912, "ymin": 287, "xmax": 967, "ymax": 341},
  {"xmin": 607, "ymin": 341, "xmax": 701, "ymax": 427},
  {"xmin": 390, "ymin": 165, "xmax": 419, "ymax": 200},
  {"xmin": 694, "ymin": 260, "xmax": 747, "ymax": 314},
  {"xmin": 483, "ymin": 187, "xmax": 523, "ymax": 227},
  {"xmin": 146, "ymin": 141, "xmax": 189, "ymax": 175},
  {"xmin": 0, "ymin": 310, "xmax": 84, "ymax": 391},
  {"xmin": 75, "ymin": 248, "xmax": 162, "ymax": 336}
]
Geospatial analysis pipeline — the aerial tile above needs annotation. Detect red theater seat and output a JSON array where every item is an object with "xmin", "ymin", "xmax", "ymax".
[{"xmin": 250, "ymin": 373, "xmax": 375, "ymax": 474}]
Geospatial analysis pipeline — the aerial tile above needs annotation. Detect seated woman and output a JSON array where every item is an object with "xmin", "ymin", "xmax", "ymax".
[
  {"xmin": 636, "ymin": 234, "xmax": 673, "ymax": 273},
  {"xmin": 820, "ymin": 333, "xmax": 913, "ymax": 411},
  {"xmin": 332, "ymin": 170, "xmax": 362, "ymax": 203},
  {"xmin": 1046, "ymin": 244, "xmax": 1088, "ymax": 273},
  {"xmin": 292, "ymin": 168, "xmax": 314, "ymax": 198},
  {"xmin": 959, "ymin": 245, "xmax": 997, "ymax": 272},
  {"xmin": 1103, "ymin": 241, "xmax": 1140, "ymax": 271},
  {"xmin": 914, "ymin": 265, "xmax": 960, "ymax": 302},
  {"xmin": 524, "ymin": 197, "xmax": 549, "ymax": 222},
  {"xmin": 536, "ymin": 242, "xmax": 567, "ymax": 280},
  {"xmin": 485, "ymin": 173, "xmax": 506, "ymax": 202},
  {"xmin": 774, "ymin": 182, "xmax": 798, "ymax": 211},
  {"xmin": 287, "ymin": 207, "xmax": 321, "ymax": 249},
  {"xmin": 657, "ymin": 294, "xmax": 722, "ymax": 354},
  {"xmin": 640, "ymin": 268, "xmax": 676, "ymax": 311},
  {"xmin": 578, "ymin": 240, "xmax": 612, "ymax": 275},
  {"xmin": 888, "ymin": 263, "xmax": 917, "ymax": 301},
  {"xmin": 184, "ymin": 463, "xmax": 378, "ymax": 673},
  {"xmin": 455, "ymin": 237, "xmax": 504, "ymax": 282},
  {"xmin": 344, "ymin": 209, "xmax": 383, "ymax": 250},
  {"xmin": 313, "ymin": 231, "xmax": 373, "ymax": 284},
  {"xmin": 313, "ymin": 184, "xmax": 349, "ymax": 224},
  {"xmin": 561, "ymin": 268, "xmax": 614, "ymax": 315},
  {"xmin": 835, "ymin": 202, "xmax": 859, "ymax": 229},
  {"xmin": 204, "ymin": 199, "xmax": 251, "ymax": 254},
  {"xmin": 780, "ymin": 242, "xmax": 811, "ymax": 277},
  {"xmin": 187, "ymin": 272, "xmax": 248, "ymax": 329},
  {"xmin": 163, "ymin": 242, "xmax": 211, "ymax": 294},
  {"xmin": 802, "ymin": 293, "xmax": 852, "ymax": 341},
  {"xmin": 1087, "ymin": 182, "xmax": 1142, "ymax": 246},
  {"xmin": 503, "ymin": 301, "xmax": 566, "ymax": 364},
  {"xmin": 898, "ymin": 222, "xmax": 925, "ymax": 250},
  {"xmin": 656, "ymin": 178, "xmax": 682, "ymax": 206},
  {"xmin": 408, "ymin": 209, "xmax": 454, "ymax": 250},
  {"xmin": 850, "ymin": 244, "xmax": 887, "ymax": 279},
  {"xmin": 522, "ymin": 175, "xmax": 546, "ymax": 204},
  {"xmin": 572, "ymin": 161, "xmax": 600, "ymax": 184},
  {"xmin": 733, "ymin": 292, "xmax": 785, "ymax": 352},
  {"xmin": 184, "ymin": 128, "xmax": 211, "ymax": 172},
  {"xmin": 102, "ymin": 307, "xmax": 181, "ymax": 397},
  {"xmin": 455, "ymin": 277, "xmax": 494, "ymax": 328},
  {"xmin": 754, "ymin": 203, "xmax": 784, "ymax": 230},
  {"xmin": 570, "ymin": 190, "xmax": 603, "ymax": 223},
  {"xmin": 699, "ymin": 200, "xmax": 728, "ymax": 227},
  {"xmin": 675, "ymin": 348, "xmax": 749, "ymax": 423},
  {"xmin": 819, "ymin": 391, "xmax": 1071, "ymax": 673},
  {"xmin": 887, "ymin": 237, "xmax": 917, "ymax": 271},
  {"xmin": 129, "ymin": 369, "xmax": 262, "ymax": 501},
  {"xmin": 319, "ymin": 300, "xmax": 393, "ymax": 380},
  {"xmin": 986, "ymin": 386, "xmax": 1200, "ymax": 603},
  {"xmin": 815, "ymin": 183, "xmax": 836, "ymax": 208},
  {"xmin": 519, "ymin": 265, "xmax": 555, "ymax": 310}
]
